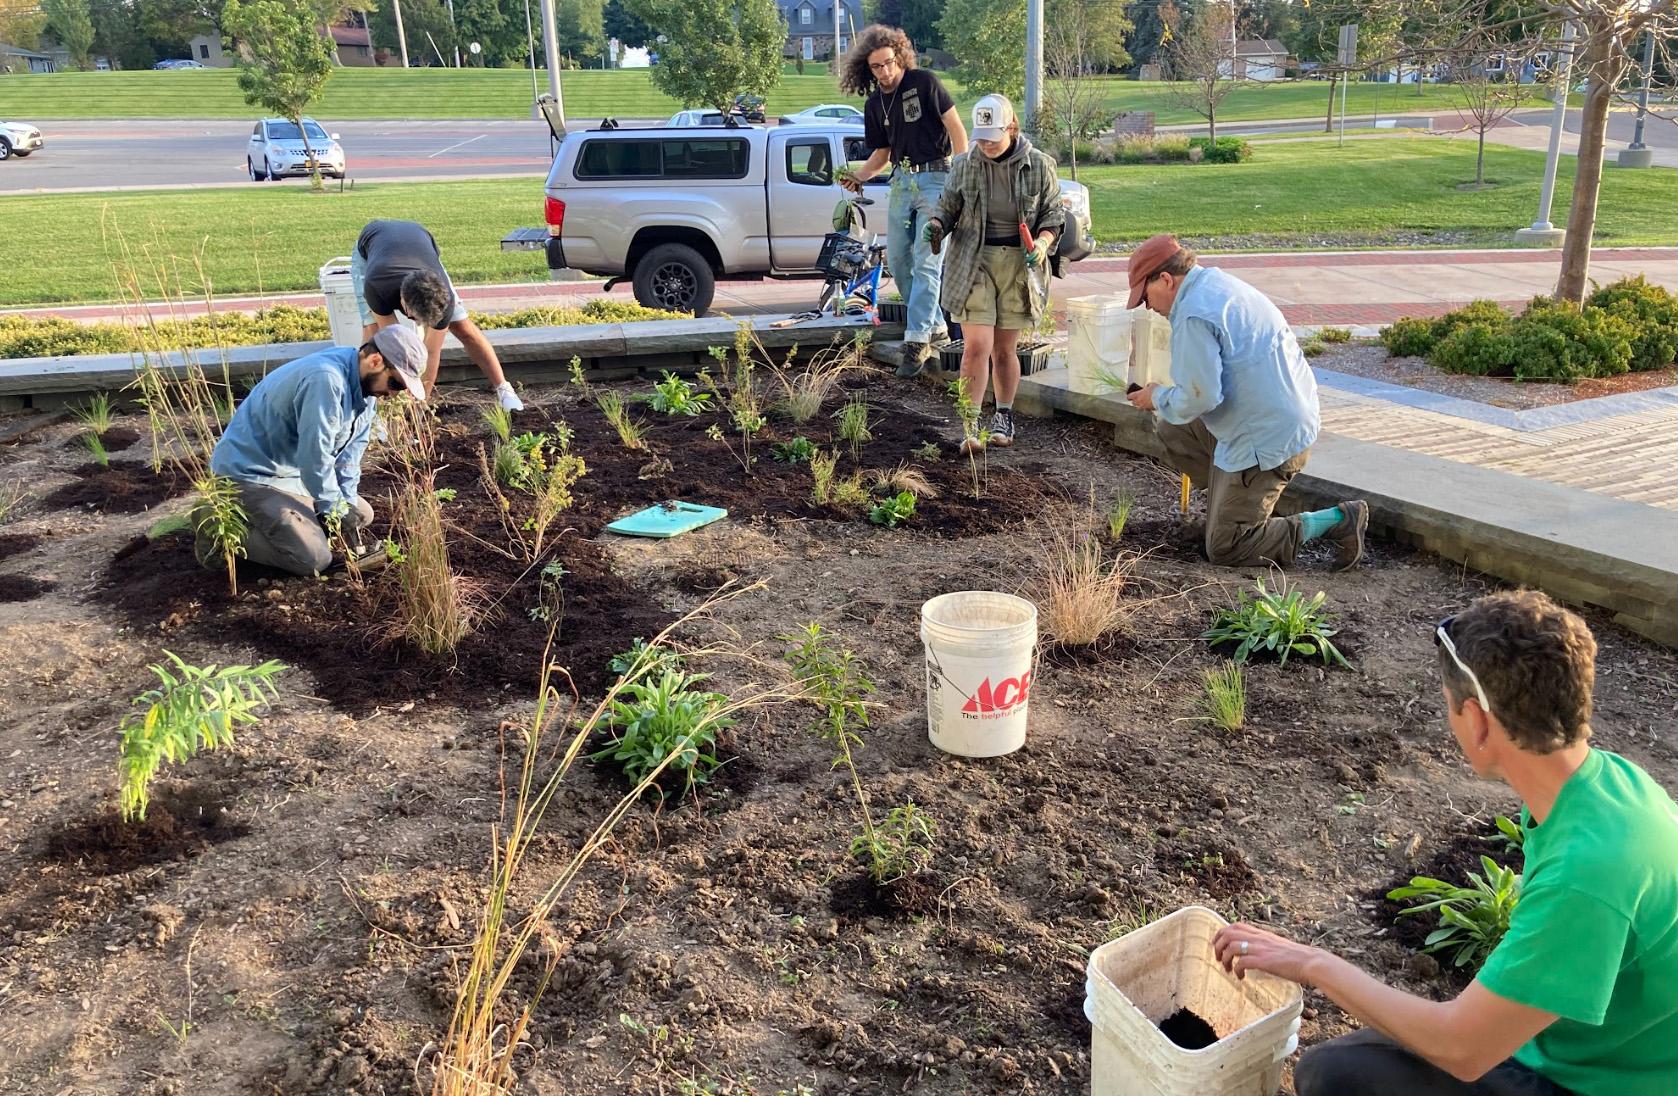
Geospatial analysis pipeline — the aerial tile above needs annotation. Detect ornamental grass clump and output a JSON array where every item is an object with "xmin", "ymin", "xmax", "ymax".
[
  {"xmin": 1200, "ymin": 661, "xmax": 1247, "ymax": 732},
  {"xmin": 387, "ymin": 402, "xmax": 478, "ymax": 654},
  {"xmin": 1038, "ymin": 506, "xmax": 1131, "ymax": 648}
]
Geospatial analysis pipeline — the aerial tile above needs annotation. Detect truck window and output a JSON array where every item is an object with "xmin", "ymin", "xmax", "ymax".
[
  {"xmin": 843, "ymin": 135, "xmax": 871, "ymax": 172},
  {"xmin": 661, "ymin": 138, "xmax": 750, "ymax": 179},
  {"xmin": 577, "ymin": 140, "xmax": 663, "ymax": 177},
  {"xmin": 786, "ymin": 140, "xmax": 833, "ymax": 187}
]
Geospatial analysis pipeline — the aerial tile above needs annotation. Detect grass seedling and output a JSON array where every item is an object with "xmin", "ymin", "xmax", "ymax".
[
  {"xmin": 1203, "ymin": 576, "xmax": 1349, "ymax": 667},
  {"xmin": 834, "ymin": 393, "xmax": 873, "ymax": 462},
  {"xmin": 771, "ymin": 436, "xmax": 818, "ymax": 465},
  {"xmin": 1200, "ymin": 661, "xmax": 1247, "ymax": 731},
  {"xmin": 387, "ymin": 401, "xmax": 477, "ymax": 653},
  {"xmin": 774, "ymin": 332, "xmax": 862, "ymax": 423},
  {"xmin": 868, "ymin": 490, "xmax": 917, "ymax": 528},
  {"xmin": 74, "ymin": 392, "xmax": 115, "ymax": 436},
  {"xmin": 597, "ymin": 391, "xmax": 647, "ymax": 451},
  {"xmin": 481, "ymin": 404, "xmax": 513, "ymax": 444},
  {"xmin": 1106, "ymin": 489, "xmax": 1136, "ymax": 541},
  {"xmin": 590, "ymin": 670, "xmax": 734, "ymax": 799},
  {"xmin": 190, "ymin": 473, "xmax": 249, "ymax": 597},
  {"xmin": 117, "ymin": 652, "xmax": 284, "ymax": 822},
  {"xmin": 871, "ymin": 463, "xmax": 938, "ymax": 499},
  {"xmin": 81, "ymin": 431, "xmax": 110, "ymax": 469},
  {"xmin": 1388, "ymin": 856, "xmax": 1522, "ymax": 969},
  {"xmin": 648, "ymin": 371, "xmax": 712, "ymax": 416},
  {"xmin": 0, "ymin": 481, "xmax": 27, "ymax": 524},
  {"xmin": 1039, "ymin": 506, "xmax": 1130, "ymax": 648},
  {"xmin": 947, "ymin": 376, "xmax": 990, "ymax": 498},
  {"xmin": 809, "ymin": 450, "xmax": 870, "ymax": 510}
]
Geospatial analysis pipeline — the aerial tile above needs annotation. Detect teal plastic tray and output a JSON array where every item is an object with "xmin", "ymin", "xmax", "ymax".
[{"xmin": 606, "ymin": 501, "xmax": 729, "ymax": 539}]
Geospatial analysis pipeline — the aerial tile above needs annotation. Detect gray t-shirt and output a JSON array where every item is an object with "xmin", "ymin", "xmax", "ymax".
[{"xmin": 355, "ymin": 220, "xmax": 449, "ymax": 328}]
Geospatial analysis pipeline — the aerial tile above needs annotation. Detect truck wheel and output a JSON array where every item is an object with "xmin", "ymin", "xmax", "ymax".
[{"xmin": 633, "ymin": 243, "xmax": 714, "ymax": 315}]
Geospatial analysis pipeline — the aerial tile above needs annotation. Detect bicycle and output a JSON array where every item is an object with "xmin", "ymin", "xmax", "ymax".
[{"xmin": 813, "ymin": 193, "xmax": 888, "ymax": 319}]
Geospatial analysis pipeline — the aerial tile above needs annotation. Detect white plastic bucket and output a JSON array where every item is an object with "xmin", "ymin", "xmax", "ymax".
[
  {"xmin": 1130, "ymin": 305, "xmax": 1174, "ymax": 388},
  {"xmin": 919, "ymin": 591, "xmax": 1037, "ymax": 757},
  {"xmin": 1084, "ymin": 906, "xmax": 1303, "ymax": 1096},
  {"xmin": 320, "ymin": 256, "xmax": 365, "ymax": 348},
  {"xmin": 1066, "ymin": 294, "xmax": 1133, "ymax": 394}
]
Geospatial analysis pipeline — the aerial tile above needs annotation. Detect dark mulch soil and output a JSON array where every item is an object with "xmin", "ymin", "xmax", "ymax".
[
  {"xmin": 63, "ymin": 426, "xmax": 141, "ymax": 454},
  {"xmin": 94, "ymin": 388, "xmax": 1065, "ymax": 715},
  {"xmin": 1160, "ymin": 1007, "xmax": 1220, "ymax": 1050},
  {"xmin": 42, "ymin": 461, "xmax": 178, "ymax": 514},
  {"xmin": 0, "ymin": 533, "xmax": 43, "ymax": 561},
  {"xmin": 0, "ymin": 574, "xmax": 56, "ymax": 602},
  {"xmin": 43, "ymin": 785, "xmax": 250, "ymax": 877},
  {"xmin": 1373, "ymin": 830, "xmax": 1517, "ymax": 952}
]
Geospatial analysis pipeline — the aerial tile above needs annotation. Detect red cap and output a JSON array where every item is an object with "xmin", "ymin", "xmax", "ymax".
[{"xmin": 1126, "ymin": 233, "xmax": 1183, "ymax": 309}]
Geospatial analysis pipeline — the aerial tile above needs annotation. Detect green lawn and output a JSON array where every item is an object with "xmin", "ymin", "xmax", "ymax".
[
  {"xmin": 2, "ymin": 67, "xmax": 1520, "ymax": 123},
  {"xmin": 5, "ymin": 138, "xmax": 1674, "ymax": 308}
]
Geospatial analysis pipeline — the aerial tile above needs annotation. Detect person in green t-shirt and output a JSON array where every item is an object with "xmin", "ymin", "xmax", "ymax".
[{"xmin": 1208, "ymin": 589, "xmax": 1678, "ymax": 1096}]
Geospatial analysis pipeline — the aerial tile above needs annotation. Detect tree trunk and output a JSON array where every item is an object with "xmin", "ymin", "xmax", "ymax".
[
  {"xmin": 1207, "ymin": 106, "xmax": 1216, "ymax": 144},
  {"xmin": 1555, "ymin": 48, "xmax": 1623, "ymax": 304},
  {"xmin": 1325, "ymin": 73, "xmax": 1337, "ymax": 133},
  {"xmin": 1476, "ymin": 127, "xmax": 1486, "ymax": 185}
]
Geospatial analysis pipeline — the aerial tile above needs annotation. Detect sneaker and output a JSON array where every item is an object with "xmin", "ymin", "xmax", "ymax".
[
  {"xmin": 988, "ymin": 409, "xmax": 1015, "ymax": 448},
  {"xmin": 896, "ymin": 342, "xmax": 929, "ymax": 378},
  {"xmin": 495, "ymin": 382, "xmax": 525, "ymax": 412},
  {"xmin": 1327, "ymin": 500, "xmax": 1369, "ymax": 571},
  {"xmin": 960, "ymin": 433, "xmax": 986, "ymax": 456}
]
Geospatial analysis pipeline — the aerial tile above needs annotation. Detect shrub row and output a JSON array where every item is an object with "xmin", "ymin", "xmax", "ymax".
[
  {"xmin": 0, "ymin": 299, "xmax": 685, "ymax": 360},
  {"xmin": 1379, "ymin": 277, "xmax": 1678, "ymax": 382},
  {"xmin": 1048, "ymin": 134, "xmax": 1252, "ymax": 166}
]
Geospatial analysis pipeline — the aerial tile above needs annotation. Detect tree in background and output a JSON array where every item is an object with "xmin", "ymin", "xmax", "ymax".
[
  {"xmin": 626, "ymin": 0, "xmax": 783, "ymax": 114},
  {"xmin": 603, "ymin": 0, "xmax": 655, "ymax": 50},
  {"xmin": 0, "ymin": 0, "xmax": 47, "ymax": 55},
  {"xmin": 554, "ymin": 0, "xmax": 605, "ymax": 65},
  {"xmin": 222, "ymin": 0, "xmax": 334, "ymax": 184},
  {"xmin": 872, "ymin": 0, "xmax": 944, "ymax": 51},
  {"xmin": 369, "ymin": 0, "xmax": 456, "ymax": 65},
  {"xmin": 1451, "ymin": 54, "xmax": 1527, "ymax": 186},
  {"xmin": 454, "ymin": 0, "xmax": 522, "ymax": 66},
  {"xmin": 1042, "ymin": 0, "xmax": 1130, "ymax": 173},
  {"xmin": 1286, "ymin": 0, "xmax": 1403, "ymax": 131},
  {"xmin": 1166, "ymin": 0, "xmax": 1241, "ymax": 142},
  {"xmin": 939, "ymin": 0, "xmax": 1024, "ymax": 101},
  {"xmin": 1124, "ymin": 0, "xmax": 1180, "ymax": 74},
  {"xmin": 43, "ymin": 0, "xmax": 97, "ymax": 68}
]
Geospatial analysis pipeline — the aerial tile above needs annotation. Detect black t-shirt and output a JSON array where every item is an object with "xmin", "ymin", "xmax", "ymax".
[
  {"xmin": 863, "ymin": 68, "xmax": 955, "ymax": 168},
  {"xmin": 355, "ymin": 219, "xmax": 450, "ymax": 327}
]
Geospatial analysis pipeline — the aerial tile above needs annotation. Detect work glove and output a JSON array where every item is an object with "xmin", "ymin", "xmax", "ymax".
[
  {"xmin": 924, "ymin": 220, "xmax": 945, "ymax": 255},
  {"xmin": 1024, "ymin": 233, "xmax": 1052, "ymax": 269},
  {"xmin": 320, "ymin": 503, "xmax": 367, "ymax": 552}
]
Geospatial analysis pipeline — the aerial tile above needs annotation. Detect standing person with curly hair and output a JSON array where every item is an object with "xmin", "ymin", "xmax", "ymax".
[
  {"xmin": 837, "ymin": 25, "xmax": 968, "ymax": 377},
  {"xmin": 921, "ymin": 94, "xmax": 1062, "ymax": 452}
]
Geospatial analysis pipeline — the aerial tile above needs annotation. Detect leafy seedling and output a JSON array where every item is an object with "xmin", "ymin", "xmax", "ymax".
[
  {"xmin": 868, "ymin": 490, "xmax": 917, "ymax": 528},
  {"xmin": 589, "ymin": 670, "xmax": 733, "ymax": 799},
  {"xmin": 851, "ymin": 802, "xmax": 936, "ymax": 884},
  {"xmin": 771, "ymin": 436, "xmax": 818, "ymax": 464},
  {"xmin": 648, "ymin": 371, "xmax": 713, "ymax": 416},
  {"xmin": 1202, "ymin": 577, "xmax": 1349, "ymax": 667},
  {"xmin": 1388, "ymin": 855, "xmax": 1522, "ymax": 969},
  {"xmin": 609, "ymin": 637, "xmax": 686, "ymax": 678}
]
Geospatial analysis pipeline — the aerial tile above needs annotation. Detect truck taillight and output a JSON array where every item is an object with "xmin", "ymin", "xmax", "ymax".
[{"xmin": 545, "ymin": 196, "xmax": 566, "ymax": 236}]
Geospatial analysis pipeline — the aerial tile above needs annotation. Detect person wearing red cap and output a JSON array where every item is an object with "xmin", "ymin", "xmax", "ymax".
[{"xmin": 1123, "ymin": 234, "xmax": 1367, "ymax": 570}]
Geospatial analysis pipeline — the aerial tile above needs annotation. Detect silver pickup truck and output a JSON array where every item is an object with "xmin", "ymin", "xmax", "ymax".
[{"xmin": 504, "ymin": 120, "xmax": 1094, "ymax": 316}]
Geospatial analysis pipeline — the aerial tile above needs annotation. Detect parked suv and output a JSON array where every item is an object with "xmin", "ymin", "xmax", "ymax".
[{"xmin": 510, "ymin": 122, "xmax": 1094, "ymax": 316}]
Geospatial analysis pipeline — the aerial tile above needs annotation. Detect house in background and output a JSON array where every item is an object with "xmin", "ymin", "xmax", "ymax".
[
  {"xmin": 773, "ymin": 0, "xmax": 864, "ymax": 63},
  {"xmin": 1220, "ymin": 39, "xmax": 1289, "ymax": 81},
  {"xmin": 188, "ymin": 32, "xmax": 230, "ymax": 66},
  {"xmin": 0, "ymin": 43, "xmax": 56, "ymax": 73},
  {"xmin": 329, "ymin": 19, "xmax": 377, "ymax": 67}
]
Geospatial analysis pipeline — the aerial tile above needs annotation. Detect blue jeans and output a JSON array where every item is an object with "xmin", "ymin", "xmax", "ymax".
[{"xmin": 886, "ymin": 169, "xmax": 948, "ymax": 343}]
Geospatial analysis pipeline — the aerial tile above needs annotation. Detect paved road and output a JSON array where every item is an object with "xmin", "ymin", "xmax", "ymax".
[{"xmin": 1506, "ymin": 104, "xmax": 1678, "ymax": 150}]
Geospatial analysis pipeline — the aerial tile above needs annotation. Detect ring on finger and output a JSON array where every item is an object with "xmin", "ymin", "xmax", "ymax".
[{"xmin": 1238, "ymin": 940, "xmax": 1250, "ymax": 957}]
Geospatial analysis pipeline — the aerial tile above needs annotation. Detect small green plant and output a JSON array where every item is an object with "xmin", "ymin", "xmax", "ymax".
[
  {"xmin": 771, "ymin": 436, "xmax": 818, "ymax": 464},
  {"xmin": 1388, "ymin": 855, "xmax": 1522, "ymax": 969},
  {"xmin": 117, "ymin": 652, "xmax": 285, "ymax": 822},
  {"xmin": 1106, "ymin": 490, "xmax": 1136, "ymax": 541},
  {"xmin": 1319, "ymin": 327, "xmax": 1353, "ymax": 344},
  {"xmin": 851, "ymin": 802, "xmax": 936, "ymax": 884},
  {"xmin": 482, "ymin": 404, "xmax": 514, "ymax": 444},
  {"xmin": 1300, "ymin": 339, "xmax": 1328, "ymax": 357},
  {"xmin": 1203, "ymin": 577, "xmax": 1349, "ymax": 667},
  {"xmin": 609, "ymin": 637, "xmax": 685, "ymax": 678},
  {"xmin": 597, "ymin": 391, "xmax": 647, "ymax": 450},
  {"xmin": 648, "ymin": 371, "xmax": 712, "ymax": 416},
  {"xmin": 528, "ymin": 561, "xmax": 568, "ymax": 622},
  {"xmin": 809, "ymin": 449, "xmax": 870, "ymax": 509},
  {"xmin": 947, "ymin": 376, "xmax": 990, "ymax": 497},
  {"xmin": 75, "ymin": 392, "xmax": 115, "ymax": 436},
  {"xmin": 912, "ymin": 441, "xmax": 941, "ymax": 462},
  {"xmin": 589, "ymin": 670, "xmax": 734, "ymax": 799},
  {"xmin": 835, "ymin": 394, "xmax": 873, "ymax": 461},
  {"xmin": 382, "ymin": 538, "xmax": 408, "ymax": 565},
  {"xmin": 81, "ymin": 431, "xmax": 110, "ymax": 468},
  {"xmin": 868, "ymin": 490, "xmax": 917, "ymax": 528},
  {"xmin": 1200, "ymin": 661, "xmax": 1247, "ymax": 731},
  {"xmin": 1494, "ymin": 814, "xmax": 1526, "ymax": 853},
  {"xmin": 434, "ymin": 487, "xmax": 457, "ymax": 503},
  {"xmin": 190, "ymin": 474, "xmax": 249, "ymax": 597}
]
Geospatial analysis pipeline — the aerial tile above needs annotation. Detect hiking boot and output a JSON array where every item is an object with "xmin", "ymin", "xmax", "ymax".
[
  {"xmin": 896, "ymin": 341, "xmax": 929, "ymax": 378},
  {"xmin": 494, "ymin": 382, "xmax": 525, "ymax": 412},
  {"xmin": 988, "ymin": 408, "xmax": 1016, "ymax": 448},
  {"xmin": 960, "ymin": 432, "xmax": 986, "ymax": 456},
  {"xmin": 1327, "ymin": 500, "xmax": 1369, "ymax": 571}
]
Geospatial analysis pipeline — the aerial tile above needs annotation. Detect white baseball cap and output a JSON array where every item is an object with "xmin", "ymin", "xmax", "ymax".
[{"xmin": 971, "ymin": 94, "xmax": 1015, "ymax": 142}]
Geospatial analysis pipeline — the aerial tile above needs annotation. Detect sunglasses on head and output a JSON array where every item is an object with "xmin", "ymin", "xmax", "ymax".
[{"xmin": 1434, "ymin": 615, "xmax": 1492, "ymax": 714}]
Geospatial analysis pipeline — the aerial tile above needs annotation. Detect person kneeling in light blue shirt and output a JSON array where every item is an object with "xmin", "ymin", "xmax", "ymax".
[{"xmin": 1123, "ymin": 234, "xmax": 1368, "ymax": 570}]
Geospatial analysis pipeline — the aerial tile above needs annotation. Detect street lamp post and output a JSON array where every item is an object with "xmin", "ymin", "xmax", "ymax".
[
  {"xmin": 1618, "ymin": 30, "xmax": 1656, "ymax": 168},
  {"xmin": 537, "ymin": 0, "xmax": 566, "ymax": 128},
  {"xmin": 1515, "ymin": 21, "xmax": 1574, "ymax": 245},
  {"xmin": 1025, "ymin": 0, "xmax": 1043, "ymax": 133}
]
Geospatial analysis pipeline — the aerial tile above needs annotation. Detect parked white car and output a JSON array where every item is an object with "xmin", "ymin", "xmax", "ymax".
[
  {"xmin": 777, "ymin": 104, "xmax": 864, "ymax": 125},
  {"xmin": 0, "ymin": 120, "xmax": 43, "ymax": 161},
  {"xmin": 246, "ymin": 117, "xmax": 346, "ymax": 181}
]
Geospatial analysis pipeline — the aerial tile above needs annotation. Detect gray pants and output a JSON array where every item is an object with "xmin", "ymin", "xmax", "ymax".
[
  {"xmin": 1155, "ymin": 417, "xmax": 1307, "ymax": 567},
  {"xmin": 1296, "ymin": 1029, "xmax": 1572, "ymax": 1096},
  {"xmin": 196, "ymin": 482, "xmax": 374, "ymax": 577}
]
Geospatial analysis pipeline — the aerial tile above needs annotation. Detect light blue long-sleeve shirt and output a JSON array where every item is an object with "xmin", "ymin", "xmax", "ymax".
[
  {"xmin": 209, "ymin": 346, "xmax": 375, "ymax": 515},
  {"xmin": 1152, "ymin": 265, "xmax": 1320, "ymax": 473}
]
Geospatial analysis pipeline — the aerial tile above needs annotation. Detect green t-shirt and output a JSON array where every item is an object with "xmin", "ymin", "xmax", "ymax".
[{"xmin": 1477, "ymin": 749, "xmax": 1678, "ymax": 1096}]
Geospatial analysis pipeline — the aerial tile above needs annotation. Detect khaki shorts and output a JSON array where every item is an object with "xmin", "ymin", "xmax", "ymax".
[{"xmin": 954, "ymin": 244, "xmax": 1035, "ymax": 330}]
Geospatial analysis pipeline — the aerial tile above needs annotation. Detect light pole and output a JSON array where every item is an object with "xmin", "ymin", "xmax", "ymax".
[
  {"xmin": 1516, "ymin": 21, "xmax": 1574, "ymax": 245},
  {"xmin": 1618, "ymin": 30, "xmax": 1656, "ymax": 168},
  {"xmin": 446, "ymin": 0, "xmax": 461, "ymax": 67},
  {"xmin": 537, "ymin": 0, "xmax": 566, "ymax": 128},
  {"xmin": 392, "ymin": 0, "xmax": 410, "ymax": 68},
  {"xmin": 1025, "ymin": 0, "xmax": 1043, "ymax": 134}
]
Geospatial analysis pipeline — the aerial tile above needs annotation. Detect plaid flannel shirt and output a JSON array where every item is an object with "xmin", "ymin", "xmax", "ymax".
[{"xmin": 931, "ymin": 144, "xmax": 1065, "ymax": 321}]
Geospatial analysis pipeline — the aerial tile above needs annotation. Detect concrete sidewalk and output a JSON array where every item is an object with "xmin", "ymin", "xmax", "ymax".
[{"xmin": 12, "ymin": 246, "xmax": 1678, "ymax": 330}]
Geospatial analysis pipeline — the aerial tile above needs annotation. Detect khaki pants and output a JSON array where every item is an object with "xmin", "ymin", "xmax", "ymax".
[
  {"xmin": 1155, "ymin": 418, "xmax": 1307, "ymax": 567},
  {"xmin": 195, "ymin": 483, "xmax": 374, "ymax": 577}
]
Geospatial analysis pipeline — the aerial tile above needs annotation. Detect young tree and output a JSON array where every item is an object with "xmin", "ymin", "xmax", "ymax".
[
  {"xmin": 939, "ymin": 0, "xmax": 1024, "ymax": 102},
  {"xmin": 222, "ymin": 0, "xmax": 335, "ymax": 185},
  {"xmin": 1452, "ymin": 54, "xmax": 1527, "ymax": 186},
  {"xmin": 626, "ymin": 0, "xmax": 784, "ymax": 115},
  {"xmin": 1167, "ymin": 0, "xmax": 1242, "ymax": 143},
  {"xmin": 42, "ymin": 0, "xmax": 96, "ymax": 69},
  {"xmin": 1044, "ymin": 0, "xmax": 1130, "ymax": 176}
]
